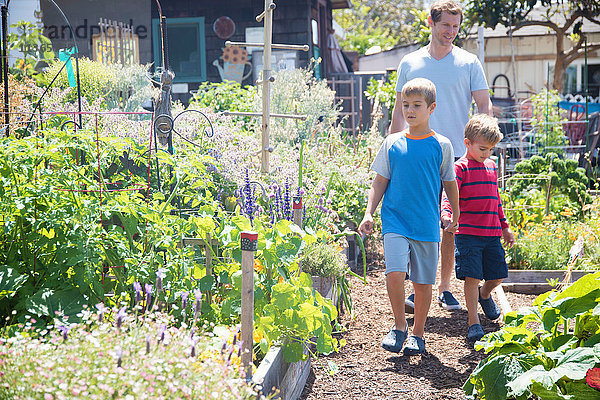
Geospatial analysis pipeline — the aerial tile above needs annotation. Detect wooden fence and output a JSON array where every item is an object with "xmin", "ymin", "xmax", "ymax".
[{"xmin": 92, "ymin": 18, "xmax": 139, "ymax": 66}]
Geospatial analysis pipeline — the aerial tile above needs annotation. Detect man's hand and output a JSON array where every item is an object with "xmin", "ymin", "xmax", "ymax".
[
  {"xmin": 358, "ymin": 213, "xmax": 374, "ymax": 236},
  {"xmin": 441, "ymin": 215, "xmax": 452, "ymax": 229},
  {"xmin": 502, "ymin": 227, "xmax": 515, "ymax": 247}
]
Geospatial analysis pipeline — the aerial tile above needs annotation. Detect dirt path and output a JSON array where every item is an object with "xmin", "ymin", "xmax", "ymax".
[{"xmin": 300, "ymin": 266, "xmax": 536, "ymax": 400}]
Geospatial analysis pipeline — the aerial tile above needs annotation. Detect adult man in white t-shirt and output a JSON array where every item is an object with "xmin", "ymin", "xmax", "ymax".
[{"xmin": 389, "ymin": 0, "xmax": 492, "ymax": 313}]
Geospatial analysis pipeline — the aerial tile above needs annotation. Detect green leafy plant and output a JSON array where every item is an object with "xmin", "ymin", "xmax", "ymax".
[
  {"xmin": 365, "ymin": 71, "xmax": 397, "ymax": 121},
  {"xmin": 8, "ymin": 21, "xmax": 55, "ymax": 84},
  {"xmin": 464, "ymin": 271, "xmax": 600, "ymax": 399},
  {"xmin": 507, "ymin": 153, "xmax": 592, "ymax": 216},
  {"xmin": 530, "ymin": 89, "xmax": 568, "ymax": 153}
]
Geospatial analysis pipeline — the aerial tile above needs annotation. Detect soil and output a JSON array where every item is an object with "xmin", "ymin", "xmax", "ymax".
[{"xmin": 300, "ymin": 241, "xmax": 538, "ymax": 400}]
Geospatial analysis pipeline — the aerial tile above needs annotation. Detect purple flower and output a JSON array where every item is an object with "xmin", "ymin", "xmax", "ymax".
[
  {"xmin": 144, "ymin": 283, "xmax": 153, "ymax": 311},
  {"xmin": 116, "ymin": 307, "xmax": 127, "ymax": 329},
  {"xmin": 133, "ymin": 282, "xmax": 142, "ymax": 305},
  {"xmin": 159, "ymin": 324, "xmax": 166, "ymax": 344},
  {"xmin": 95, "ymin": 303, "xmax": 108, "ymax": 322},
  {"xmin": 146, "ymin": 335, "xmax": 151, "ymax": 354},
  {"xmin": 191, "ymin": 337, "xmax": 199, "ymax": 358},
  {"xmin": 180, "ymin": 291, "xmax": 189, "ymax": 309},
  {"xmin": 57, "ymin": 325, "xmax": 71, "ymax": 341},
  {"xmin": 156, "ymin": 269, "xmax": 165, "ymax": 293},
  {"xmin": 193, "ymin": 289, "xmax": 202, "ymax": 319},
  {"xmin": 116, "ymin": 348, "xmax": 123, "ymax": 368}
]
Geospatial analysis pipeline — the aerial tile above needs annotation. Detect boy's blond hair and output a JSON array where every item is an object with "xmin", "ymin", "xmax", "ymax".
[
  {"xmin": 465, "ymin": 114, "xmax": 503, "ymax": 144},
  {"xmin": 401, "ymin": 78, "xmax": 436, "ymax": 106},
  {"xmin": 430, "ymin": 0, "xmax": 463, "ymax": 24}
]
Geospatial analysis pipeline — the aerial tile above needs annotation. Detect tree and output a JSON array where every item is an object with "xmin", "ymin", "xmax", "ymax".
[
  {"xmin": 465, "ymin": 0, "xmax": 600, "ymax": 92},
  {"xmin": 334, "ymin": 0, "xmax": 425, "ymax": 55}
]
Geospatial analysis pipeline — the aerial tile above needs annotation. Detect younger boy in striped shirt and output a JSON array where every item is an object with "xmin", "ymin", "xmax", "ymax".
[{"xmin": 441, "ymin": 114, "xmax": 515, "ymax": 342}]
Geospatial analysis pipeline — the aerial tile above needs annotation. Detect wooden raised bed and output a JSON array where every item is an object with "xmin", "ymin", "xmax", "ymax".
[
  {"xmin": 252, "ymin": 276, "xmax": 337, "ymax": 400},
  {"xmin": 502, "ymin": 269, "xmax": 592, "ymax": 294}
]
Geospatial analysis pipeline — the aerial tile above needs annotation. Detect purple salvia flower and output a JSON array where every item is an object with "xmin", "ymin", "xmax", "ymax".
[
  {"xmin": 156, "ymin": 269, "xmax": 165, "ymax": 293},
  {"xmin": 144, "ymin": 283, "xmax": 153, "ymax": 311},
  {"xmin": 133, "ymin": 282, "xmax": 142, "ymax": 305},
  {"xmin": 95, "ymin": 303, "xmax": 108, "ymax": 322},
  {"xmin": 180, "ymin": 291, "xmax": 189, "ymax": 310},
  {"xmin": 57, "ymin": 325, "xmax": 71, "ymax": 341},
  {"xmin": 190, "ymin": 326, "xmax": 196, "ymax": 339},
  {"xmin": 116, "ymin": 306, "xmax": 127, "ymax": 329},
  {"xmin": 191, "ymin": 337, "xmax": 199, "ymax": 358},
  {"xmin": 146, "ymin": 335, "xmax": 151, "ymax": 354},
  {"xmin": 237, "ymin": 339, "xmax": 243, "ymax": 358},
  {"xmin": 284, "ymin": 178, "xmax": 291, "ymax": 221},
  {"xmin": 159, "ymin": 324, "xmax": 166, "ymax": 344},
  {"xmin": 193, "ymin": 289, "xmax": 202, "ymax": 319},
  {"xmin": 116, "ymin": 348, "xmax": 123, "ymax": 368},
  {"xmin": 221, "ymin": 339, "xmax": 228, "ymax": 354}
]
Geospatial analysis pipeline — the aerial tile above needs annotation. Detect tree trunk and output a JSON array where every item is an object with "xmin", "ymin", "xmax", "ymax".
[{"xmin": 552, "ymin": 31, "xmax": 566, "ymax": 93}]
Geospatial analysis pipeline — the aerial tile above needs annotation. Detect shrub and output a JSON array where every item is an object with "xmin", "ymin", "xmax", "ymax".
[{"xmin": 301, "ymin": 241, "xmax": 346, "ymax": 277}]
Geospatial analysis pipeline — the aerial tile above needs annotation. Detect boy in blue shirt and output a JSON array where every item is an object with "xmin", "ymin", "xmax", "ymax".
[{"xmin": 359, "ymin": 78, "xmax": 460, "ymax": 355}]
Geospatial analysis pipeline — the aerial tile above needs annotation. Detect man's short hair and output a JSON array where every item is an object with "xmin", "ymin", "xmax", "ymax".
[
  {"xmin": 401, "ymin": 78, "xmax": 436, "ymax": 106},
  {"xmin": 465, "ymin": 114, "xmax": 503, "ymax": 144},
  {"xmin": 430, "ymin": 0, "xmax": 463, "ymax": 25}
]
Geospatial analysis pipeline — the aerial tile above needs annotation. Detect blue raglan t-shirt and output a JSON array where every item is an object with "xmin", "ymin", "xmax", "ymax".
[{"xmin": 371, "ymin": 130, "xmax": 455, "ymax": 242}]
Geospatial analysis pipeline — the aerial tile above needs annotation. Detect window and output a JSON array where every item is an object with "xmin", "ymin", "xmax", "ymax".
[{"xmin": 152, "ymin": 17, "xmax": 206, "ymax": 83}]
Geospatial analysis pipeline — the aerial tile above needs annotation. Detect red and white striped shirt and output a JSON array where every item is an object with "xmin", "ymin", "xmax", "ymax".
[{"xmin": 441, "ymin": 157, "xmax": 509, "ymax": 236}]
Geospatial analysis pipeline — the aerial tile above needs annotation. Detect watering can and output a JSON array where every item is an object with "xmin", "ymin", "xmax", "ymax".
[{"xmin": 213, "ymin": 45, "xmax": 252, "ymax": 83}]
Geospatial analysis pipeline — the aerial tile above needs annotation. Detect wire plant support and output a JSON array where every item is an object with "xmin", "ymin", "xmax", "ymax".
[{"xmin": 224, "ymin": 0, "xmax": 310, "ymax": 173}]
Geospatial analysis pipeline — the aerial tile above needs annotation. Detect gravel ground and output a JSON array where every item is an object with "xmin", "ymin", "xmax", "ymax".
[{"xmin": 300, "ymin": 246, "xmax": 537, "ymax": 400}]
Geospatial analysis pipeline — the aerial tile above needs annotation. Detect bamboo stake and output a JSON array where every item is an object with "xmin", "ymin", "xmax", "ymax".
[
  {"xmin": 240, "ymin": 231, "xmax": 257, "ymax": 381},
  {"xmin": 293, "ymin": 196, "xmax": 303, "ymax": 272},
  {"xmin": 205, "ymin": 232, "xmax": 213, "ymax": 304}
]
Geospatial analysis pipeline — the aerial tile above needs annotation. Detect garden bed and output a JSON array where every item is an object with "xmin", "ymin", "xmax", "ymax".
[{"xmin": 502, "ymin": 269, "xmax": 592, "ymax": 294}]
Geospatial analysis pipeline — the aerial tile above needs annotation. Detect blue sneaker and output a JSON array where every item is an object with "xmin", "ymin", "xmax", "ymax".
[
  {"xmin": 478, "ymin": 290, "xmax": 501, "ymax": 320},
  {"xmin": 467, "ymin": 324, "xmax": 485, "ymax": 342},
  {"xmin": 405, "ymin": 293, "xmax": 415, "ymax": 314},
  {"xmin": 403, "ymin": 335, "xmax": 426, "ymax": 355},
  {"xmin": 438, "ymin": 291, "xmax": 461, "ymax": 311},
  {"xmin": 381, "ymin": 325, "xmax": 408, "ymax": 353}
]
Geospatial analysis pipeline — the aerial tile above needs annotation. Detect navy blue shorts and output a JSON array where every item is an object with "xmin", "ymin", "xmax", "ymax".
[{"xmin": 454, "ymin": 234, "xmax": 508, "ymax": 281}]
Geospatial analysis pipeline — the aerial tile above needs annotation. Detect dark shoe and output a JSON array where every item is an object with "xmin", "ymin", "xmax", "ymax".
[
  {"xmin": 381, "ymin": 325, "xmax": 408, "ymax": 353},
  {"xmin": 479, "ymin": 288, "xmax": 501, "ymax": 320},
  {"xmin": 405, "ymin": 293, "xmax": 415, "ymax": 314},
  {"xmin": 438, "ymin": 291, "xmax": 461, "ymax": 310},
  {"xmin": 467, "ymin": 324, "xmax": 485, "ymax": 342},
  {"xmin": 403, "ymin": 335, "xmax": 426, "ymax": 355}
]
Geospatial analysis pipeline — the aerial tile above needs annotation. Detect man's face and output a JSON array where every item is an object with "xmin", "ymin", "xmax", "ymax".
[{"xmin": 429, "ymin": 11, "xmax": 461, "ymax": 47}]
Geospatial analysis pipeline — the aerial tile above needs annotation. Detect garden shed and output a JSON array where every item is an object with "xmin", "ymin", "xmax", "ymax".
[{"xmin": 38, "ymin": 0, "xmax": 351, "ymax": 103}]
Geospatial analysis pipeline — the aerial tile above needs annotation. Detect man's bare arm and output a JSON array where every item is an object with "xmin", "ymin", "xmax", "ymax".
[{"xmin": 473, "ymin": 89, "xmax": 492, "ymax": 116}]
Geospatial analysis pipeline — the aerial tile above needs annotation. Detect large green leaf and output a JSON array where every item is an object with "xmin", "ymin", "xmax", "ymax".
[
  {"xmin": 553, "ymin": 290, "xmax": 600, "ymax": 319},
  {"xmin": 0, "ymin": 266, "xmax": 28, "ymax": 299},
  {"xmin": 469, "ymin": 355, "xmax": 526, "ymax": 400},
  {"xmin": 271, "ymin": 282, "xmax": 299, "ymax": 311},
  {"xmin": 25, "ymin": 288, "xmax": 88, "ymax": 322},
  {"xmin": 554, "ymin": 272, "xmax": 600, "ymax": 302},
  {"xmin": 282, "ymin": 340, "xmax": 305, "ymax": 363},
  {"xmin": 529, "ymin": 382, "xmax": 573, "ymax": 399},
  {"xmin": 564, "ymin": 381, "xmax": 600, "ymax": 399}
]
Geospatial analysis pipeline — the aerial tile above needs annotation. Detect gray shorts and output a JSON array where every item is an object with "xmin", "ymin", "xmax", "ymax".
[{"xmin": 383, "ymin": 233, "xmax": 439, "ymax": 285}]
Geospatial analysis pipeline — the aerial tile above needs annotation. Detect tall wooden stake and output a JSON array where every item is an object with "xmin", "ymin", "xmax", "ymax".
[
  {"xmin": 293, "ymin": 196, "xmax": 303, "ymax": 272},
  {"xmin": 261, "ymin": 0, "xmax": 274, "ymax": 173},
  {"xmin": 240, "ymin": 230, "xmax": 258, "ymax": 381}
]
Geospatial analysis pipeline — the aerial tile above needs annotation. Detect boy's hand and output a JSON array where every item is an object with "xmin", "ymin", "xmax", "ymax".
[
  {"xmin": 502, "ymin": 227, "xmax": 515, "ymax": 248},
  {"xmin": 444, "ymin": 218, "xmax": 458, "ymax": 234},
  {"xmin": 358, "ymin": 214, "xmax": 374, "ymax": 235},
  {"xmin": 441, "ymin": 215, "xmax": 452, "ymax": 229}
]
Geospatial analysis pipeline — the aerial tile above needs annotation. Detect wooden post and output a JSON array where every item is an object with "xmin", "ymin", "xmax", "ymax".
[
  {"xmin": 292, "ymin": 196, "xmax": 303, "ymax": 227},
  {"xmin": 205, "ymin": 232, "xmax": 213, "ymax": 304},
  {"xmin": 261, "ymin": 0, "xmax": 274, "ymax": 173},
  {"xmin": 240, "ymin": 230, "xmax": 258, "ymax": 381}
]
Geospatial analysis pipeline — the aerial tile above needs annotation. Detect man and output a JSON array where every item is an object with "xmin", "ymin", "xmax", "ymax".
[{"xmin": 389, "ymin": 0, "xmax": 493, "ymax": 313}]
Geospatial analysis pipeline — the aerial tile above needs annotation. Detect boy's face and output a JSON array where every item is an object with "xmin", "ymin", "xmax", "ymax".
[
  {"xmin": 465, "ymin": 137, "xmax": 496, "ymax": 163},
  {"xmin": 401, "ymin": 94, "xmax": 436, "ymax": 128}
]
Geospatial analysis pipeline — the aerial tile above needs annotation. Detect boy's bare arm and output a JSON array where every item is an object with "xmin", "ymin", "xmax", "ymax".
[
  {"xmin": 442, "ymin": 180, "xmax": 460, "ymax": 233},
  {"xmin": 388, "ymin": 93, "xmax": 405, "ymax": 135},
  {"xmin": 358, "ymin": 174, "xmax": 389, "ymax": 235}
]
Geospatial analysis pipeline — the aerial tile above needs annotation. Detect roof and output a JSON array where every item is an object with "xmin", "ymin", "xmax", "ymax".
[
  {"xmin": 468, "ymin": 4, "xmax": 600, "ymax": 38},
  {"xmin": 330, "ymin": 0, "xmax": 351, "ymax": 10}
]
